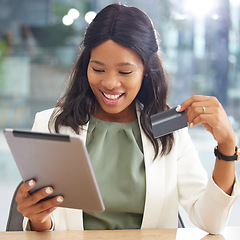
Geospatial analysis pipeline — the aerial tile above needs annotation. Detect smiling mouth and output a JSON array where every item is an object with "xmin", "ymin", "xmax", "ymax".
[{"xmin": 102, "ymin": 92, "xmax": 124, "ymax": 100}]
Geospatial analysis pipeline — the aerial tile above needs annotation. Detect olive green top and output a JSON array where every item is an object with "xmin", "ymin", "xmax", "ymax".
[{"xmin": 83, "ymin": 116, "xmax": 146, "ymax": 230}]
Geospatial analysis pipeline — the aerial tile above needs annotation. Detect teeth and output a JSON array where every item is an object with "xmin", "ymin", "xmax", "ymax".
[{"xmin": 103, "ymin": 93, "xmax": 122, "ymax": 100}]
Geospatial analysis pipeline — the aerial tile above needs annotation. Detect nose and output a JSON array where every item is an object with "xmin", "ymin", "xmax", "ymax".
[{"xmin": 101, "ymin": 74, "xmax": 121, "ymax": 90}]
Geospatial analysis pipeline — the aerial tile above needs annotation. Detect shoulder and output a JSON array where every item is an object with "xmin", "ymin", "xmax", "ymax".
[
  {"xmin": 32, "ymin": 107, "xmax": 59, "ymax": 133},
  {"xmin": 35, "ymin": 108, "xmax": 56, "ymax": 119}
]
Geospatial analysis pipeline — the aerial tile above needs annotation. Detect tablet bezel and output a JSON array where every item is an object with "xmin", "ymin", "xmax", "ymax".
[{"xmin": 4, "ymin": 128, "xmax": 105, "ymax": 212}]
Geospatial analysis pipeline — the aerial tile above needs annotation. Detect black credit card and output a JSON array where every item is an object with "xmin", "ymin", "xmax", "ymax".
[{"xmin": 150, "ymin": 107, "xmax": 188, "ymax": 138}]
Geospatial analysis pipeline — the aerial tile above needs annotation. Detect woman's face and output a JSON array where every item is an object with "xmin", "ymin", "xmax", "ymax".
[{"xmin": 87, "ymin": 40, "xmax": 145, "ymax": 122}]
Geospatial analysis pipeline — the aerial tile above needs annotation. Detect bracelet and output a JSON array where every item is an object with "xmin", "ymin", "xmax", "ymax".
[{"xmin": 214, "ymin": 146, "xmax": 240, "ymax": 161}]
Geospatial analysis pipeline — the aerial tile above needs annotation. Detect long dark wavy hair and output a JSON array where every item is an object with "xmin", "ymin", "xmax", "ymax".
[{"xmin": 49, "ymin": 3, "xmax": 174, "ymax": 158}]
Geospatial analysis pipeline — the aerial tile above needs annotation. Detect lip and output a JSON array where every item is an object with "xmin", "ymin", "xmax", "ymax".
[{"xmin": 100, "ymin": 90, "xmax": 125, "ymax": 105}]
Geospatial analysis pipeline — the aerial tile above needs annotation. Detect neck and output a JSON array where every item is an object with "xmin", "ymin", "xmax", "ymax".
[{"xmin": 92, "ymin": 103, "xmax": 137, "ymax": 123}]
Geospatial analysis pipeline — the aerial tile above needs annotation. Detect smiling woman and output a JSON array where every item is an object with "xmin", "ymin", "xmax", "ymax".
[
  {"xmin": 49, "ymin": 2, "xmax": 173, "ymax": 158},
  {"xmin": 13, "ymin": 2, "xmax": 239, "ymax": 234}
]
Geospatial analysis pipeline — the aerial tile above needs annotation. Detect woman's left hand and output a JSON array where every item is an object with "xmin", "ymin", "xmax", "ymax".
[{"xmin": 179, "ymin": 95, "xmax": 236, "ymax": 147}]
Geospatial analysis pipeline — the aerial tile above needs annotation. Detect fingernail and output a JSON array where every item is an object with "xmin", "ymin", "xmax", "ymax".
[
  {"xmin": 189, "ymin": 123, "xmax": 193, "ymax": 128},
  {"xmin": 56, "ymin": 196, "xmax": 63, "ymax": 202},
  {"xmin": 29, "ymin": 180, "xmax": 35, "ymax": 187},
  {"xmin": 176, "ymin": 105, "xmax": 181, "ymax": 112},
  {"xmin": 45, "ymin": 187, "xmax": 53, "ymax": 194}
]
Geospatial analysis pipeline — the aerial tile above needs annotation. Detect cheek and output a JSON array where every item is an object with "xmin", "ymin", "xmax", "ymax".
[{"xmin": 128, "ymin": 75, "xmax": 143, "ymax": 91}]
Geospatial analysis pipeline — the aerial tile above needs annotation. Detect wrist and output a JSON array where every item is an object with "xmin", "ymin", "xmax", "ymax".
[
  {"xmin": 215, "ymin": 145, "xmax": 239, "ymax": 162},
  {"xmin": 217, "ymin": 140, "xmax": 236, "ymax": 156},
  {"xmin": 30, "ymin": 217, "xmax": 52, "ymax": 231}
]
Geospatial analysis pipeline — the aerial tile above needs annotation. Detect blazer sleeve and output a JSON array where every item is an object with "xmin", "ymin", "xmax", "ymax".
[{"xmin": 177, "ymin": 128, "xmax": 240, "ymax": 234}]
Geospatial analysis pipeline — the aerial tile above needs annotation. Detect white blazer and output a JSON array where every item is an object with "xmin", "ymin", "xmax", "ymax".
[{"xmin": 23, "ymin": 107, "xmax": 239, "ymax": 234}]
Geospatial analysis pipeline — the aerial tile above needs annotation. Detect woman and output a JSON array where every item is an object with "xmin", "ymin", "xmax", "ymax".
[{"xmin": 16, "ymin": 3, "xmax": 239, "ymax": 233}]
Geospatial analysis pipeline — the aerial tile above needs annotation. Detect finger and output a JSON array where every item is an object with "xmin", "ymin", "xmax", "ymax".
[
  {"xmin": 187, "ymin": 100, "xmax": 223, "ymax": 126},
  {"xmin": 25, "ymin": 186, "xmax": 55, "ymax": 208},
  {"xmin": 16, "ymin": 179, "xmax": 36, "ymax": 203},
  {"xmin": 17, "ymin": 186, "xmax": 55, "ymax": 213},
  {"xmin": 33, "ymin": 196, "xmax": 64, "ymax": 214},
  {"xmin": 22, "ymin": 196, "xmax": 63, "ymax": 220},
  {"xmin": 28, "ymin": 207, "xmax": 57, "ymax": 225},
  {"xmin": 36, "ymin": 196, "xmax": 63, "ymax": 213},
  {"xmin": 189, "ymin": 114, "xmax": 212, "ymax": 128},
  {"xmin": 189, "ymin": 110, "xmax": 222, "ymax": 130},
  {"xmin": 179, "ymin": 95, "xmax": 212, "ymax": 111},
  {"xmin": 29, "ymin": 196, "xmax": 63, "ymax": 216},
  {"xmin": 186, "ymin": 100, "xmax": 211, "ymax": 109},
  {"xmin": 187, "ymin": 106, "xmax": 215, "ymax": 125}
]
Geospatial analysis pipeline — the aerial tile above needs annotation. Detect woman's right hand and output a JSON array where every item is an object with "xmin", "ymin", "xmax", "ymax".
[{"xmin": 16, "ymin": 179, "xmax": 64, "ymax": 231}]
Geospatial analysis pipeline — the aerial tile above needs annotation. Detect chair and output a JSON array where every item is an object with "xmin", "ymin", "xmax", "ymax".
[
  {"xmin": 178, "ymin": 212, "xmax": 185, "ymax": 228},
  {"xmin": 6, "ymin": 181, "xmax": 24, "ymax": 231},
  {"xmin": 6, "ymin": 181, "xmax": 184, "ymax": 230}
]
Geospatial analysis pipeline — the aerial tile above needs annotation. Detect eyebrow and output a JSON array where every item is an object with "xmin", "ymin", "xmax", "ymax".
[{"xmin": 90, "ymin": 60, "xmax": 136, "ymax": 67}]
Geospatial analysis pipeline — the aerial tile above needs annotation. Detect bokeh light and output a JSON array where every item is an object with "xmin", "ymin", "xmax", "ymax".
[
  {"xmin": 68, "ymin": 8, "xmax": 80, "ymax": 20},
  {"xmin": 85, "ymin": 11, "xmax": 97, "ymax": 24},
  {"xmin": 62, "ymin": 15, "xmax": 74, "ymax": 26},
  {"xmin": 183, "ymin": 0, "xmax": 218, "ymax": 16}
]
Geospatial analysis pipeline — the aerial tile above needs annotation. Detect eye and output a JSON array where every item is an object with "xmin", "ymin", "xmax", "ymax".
[
  {"xmin": 92, "ymin": 67, "xmax": 104, "ymax": 73},
  {"xmin": 119, "ymin": 71, "xmax": 133, "ymax": 75}
]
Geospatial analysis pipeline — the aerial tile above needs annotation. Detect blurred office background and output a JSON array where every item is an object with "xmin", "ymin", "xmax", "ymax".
[{"xmin": 0, "ymin": 0, "xmax": 239, "ymax": 231}]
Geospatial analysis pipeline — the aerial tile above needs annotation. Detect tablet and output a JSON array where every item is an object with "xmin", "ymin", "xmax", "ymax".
[{"xmin": 4, "ymin": 129, "xmax": 105, "ymax": 212}]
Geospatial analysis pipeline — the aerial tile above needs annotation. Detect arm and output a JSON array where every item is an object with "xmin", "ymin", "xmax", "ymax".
[
  {"xmin": 179, "ymin": 95, "xmax": 236, "ymax": 195},
  {"xmin": 175, "ymin": 120, "xmax": 239, "ymax": 233}
]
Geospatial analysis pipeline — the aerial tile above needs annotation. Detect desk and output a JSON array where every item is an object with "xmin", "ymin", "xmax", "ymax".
[{"xmin": 0, "ymin": 227, "xmax": 239, "ymax": 240}]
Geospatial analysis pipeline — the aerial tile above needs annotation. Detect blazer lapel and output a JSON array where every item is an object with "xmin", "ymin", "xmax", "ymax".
[{"xmin": 136, "ymin": 104, "xmax": 165, "ymax": 229}]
